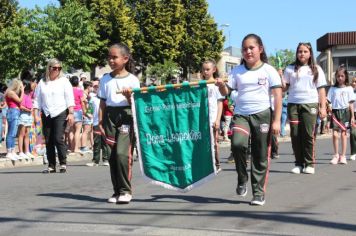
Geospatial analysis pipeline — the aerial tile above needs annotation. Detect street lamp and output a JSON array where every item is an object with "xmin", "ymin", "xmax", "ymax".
[{"xmin": 220, "ymin": 24, "xmax": 231, "ymax": 47}]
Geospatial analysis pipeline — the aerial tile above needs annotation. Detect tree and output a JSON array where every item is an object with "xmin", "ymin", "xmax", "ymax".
[
  {"xmin": 39, "ymin": 1, "xmax": 103, "ymax": 70},
  {"xmin": 0, "ymin": 8, "xmax": 47, "ymax": 81},
  {"xmin": 64, "ymin": 0, "xmax": 138, "ymax": 66},
  {"xmin": 268, "ymin": 49, "xmax": 295, "ymax": 70},
  {"xmin": 146, "ymin": 60, "xmax": 181, "ymax": 85},
  {"xmin": 128, "ymin": 0, "xmax": 185, "ymax": 70},
  {"xmin": 179, "ymin": 0, "xmax": 224, "ymax": 78},
  {"xmin": 0, "ymin": 1, "xmax": 103, "ymax": 81},
  {"xmin": 0, "ymin": 0, "xmax": 18, "ymax": 32}
]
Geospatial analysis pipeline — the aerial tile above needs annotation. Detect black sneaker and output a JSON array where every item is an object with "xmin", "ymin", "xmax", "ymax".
[
  {"xmin": 250, "ymin": 195, "xmax": 265, "ymax": 206},
  {"xmin": 236, "ymin": 183, "xmax": 247, "ymax": 197},
  {"xmin": 59, "ymin": 165, "xmax": 67, "ymax": 173}
]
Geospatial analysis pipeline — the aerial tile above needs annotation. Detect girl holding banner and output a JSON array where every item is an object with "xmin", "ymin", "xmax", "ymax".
[
  {"xmin": 217, "ymin": 34, "xmax": 282, "ymax": 206},
  {"xmin": 98, "ymin": 43, "xmax": 140, "ymax": 204},
  {"xmin": 201, "ymin": 59, "xmax": 224, "ymax": 173},
  {"xmin": 327, "ymin": 65, "xmax": 354, "ymax": 165}
]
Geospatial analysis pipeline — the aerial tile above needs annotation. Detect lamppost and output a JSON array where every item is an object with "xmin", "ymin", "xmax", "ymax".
[{"xmin": 220, "ymin": 23, "xmax": 230, "ymax": 47}]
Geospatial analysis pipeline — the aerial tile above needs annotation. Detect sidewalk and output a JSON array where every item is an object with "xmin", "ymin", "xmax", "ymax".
[{"xmin": 0, "ymin": 143, "xmax": 91, "ymax": 169}]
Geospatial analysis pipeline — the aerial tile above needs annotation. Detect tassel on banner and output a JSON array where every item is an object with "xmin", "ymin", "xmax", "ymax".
[{"xmin": 117, "ymin": 78, "xmax": 228, "ymax": 94}]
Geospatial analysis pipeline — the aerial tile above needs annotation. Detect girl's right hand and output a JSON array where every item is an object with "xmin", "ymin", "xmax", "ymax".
[{"xmin": 99, "ymin": 124, "xmax": 106, "ymax": 137}]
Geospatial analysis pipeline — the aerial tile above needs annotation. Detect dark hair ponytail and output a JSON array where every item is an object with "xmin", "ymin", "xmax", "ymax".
[{"xmin": 110, "ymin": 43, "xmax": 135, "ymax": 74}]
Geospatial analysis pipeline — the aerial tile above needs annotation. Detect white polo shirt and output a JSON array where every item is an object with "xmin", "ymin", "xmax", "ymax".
[
  {"xmin": 327, "ymin": 86, "xmax": 355, "ymax": 109},
  {"xmin": 33, "ymin": 76, "xmax": 75, "ymax": 118},
  {"xmin": 284, "ymin": 65, "xmax": 327, "ymax": 104},
  {"xmin": 228, "ymin": 63, "xmax": 281, "ymax": 115},
  {"xmin": 98, "ymin": 73, "xmax": 140, "ymax": 107}
]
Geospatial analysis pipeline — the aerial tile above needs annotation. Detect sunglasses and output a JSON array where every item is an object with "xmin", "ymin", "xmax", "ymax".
[
  {"xmin": 298, "ymin": 42, "xmax": 311, "ymax": 47},
  {"xmin": 50, "ymin": 66, "xmax": 62, "ymax": 71}
]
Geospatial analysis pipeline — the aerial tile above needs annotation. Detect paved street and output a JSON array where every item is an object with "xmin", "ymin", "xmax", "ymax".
[{"xmin": 0, "ymin": 137, "xmax": 356, "ymax": 236}]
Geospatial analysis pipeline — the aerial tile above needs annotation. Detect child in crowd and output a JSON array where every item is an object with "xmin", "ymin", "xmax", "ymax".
[
  {"xmin": 18, "ymin": 79, "xmax": 36, "ymax": 159},
  {"xmin": 350, "ymin": 76, "xmax": 356, "ymax": 161},
  {"xmin": 222, "ymin": 96, "xmax": 233, "ymax": 142},
  {"xmin": 283, "ymin": 42, "xmax": 327, "ymax": 175},
  {"xmin": 80, "ymin": 81, "xmax": 94, "ymax": 153},
  {"xmin": 327, "ymin": 66, "xmax": 354, "ymax": 164},
  {"xmin": 98, "ymin": 43, "xmax": 140, "ymax": 204},
  {"xmin": 201, "ymin": 59, "xmax": 224, "ymax": 173},
  {"xmin": 217, "ymin": 34, "xmax": 282, "ymax": 206},
  {"xmin": 5, "ymin": 79, "xmax": 24, "ymax": 160},
  {"xmin": 86, "ymin": 79, "xmax": 110, "ymax": 167},
  {"xmin": 69, "ymin": 76, "xmax": 84, "ymax": 154}
]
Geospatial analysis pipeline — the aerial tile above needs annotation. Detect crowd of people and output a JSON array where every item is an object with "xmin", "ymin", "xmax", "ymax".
[{"xmin": 1, "ymin": 35, "xmax": 356, "ymax": 206}]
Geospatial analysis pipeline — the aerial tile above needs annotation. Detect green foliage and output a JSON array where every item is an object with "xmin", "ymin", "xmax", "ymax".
[
  {"xmin": 179, "ymin": 0, "xmax": 224, "ymax": 77},
  {"xmin": 0, "ymin": 0, "xmax": 18, "ymax": 32},
  {"xmin": 129, "ymin": 0, "xmax": 185, "ymax": 69},
  {"xmin": 0, "ymin": 0, "xmax": 102, "ymax": 81},
  {"xmin": 72, "ymin": 0, "xmax": 138, "ymax": 65},
  {"xmin": 146, "ymin": 60, "xmax": 181, "ymax": 85},
  {"xmin": 269, "ymin": 49, "xmax": 295, "ymax": 70}
]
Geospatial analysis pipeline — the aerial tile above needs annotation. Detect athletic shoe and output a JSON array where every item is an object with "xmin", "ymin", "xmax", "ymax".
[
  {"xmin": 42, "ymin": 167, "xmax": 56, "ymax": 173},
  {"xmin": 350, "ymin": 154, "xmax": 356, "ymax": 161},
  {"xmin": 303, "ymin": 166, "xmax": 315, "ymax": 174},
  {"xmin": 330, "ymin": 154, "xmax": 339, "ymax": 165},
  {"xmin": 80, "ymin": 146, "xmax": 93, "ymax": 154},
  {"xmin": 86, "ymin": 162, "xmax": 99, "ymax": 167},
  {"xmin": 59, "ymin": 165, "xmax": 67, "ymax": 173},
  {"xmin": 118, "ymin": 193, "xmax": 132, "ymax": 204},
  {"xmin": 271, "ymin": 154, "xmax": 280, "ymax": 159},
  {"xmin": 15, "ymin": 153, "xmax": 23, "ymax": 160},
  {"xmin": 18, "ymin": 152, "xmax": 29, "ymax": 160},
  {"xmin": 6, "ymin": 153, "xmax": 17, "ymax": 161},
  {"xmin": 339, "ymin": 155, "xmax": 347, "ymax": 165},
  {"xmin": 236, "ymin": 183, "xmax": 247, "ymax": 197},
  {"xmin": 291, "ymin": 166, "xmax": 303, "ymax": 174},
  {"xmin": 216, "ymin": 166, "xmax": 222, "ymax": 174},
  {"xmin": 25, "ymin": 152, "xmax": 36, "ymax": 159},
  {"xmin": 250, "ymin": 195, "xmax": 265, "ymax": 206},
  {"xmin": 227, "ymin": 154, "xmax": 235, "ymax": 163},
  {"xmin": 102, "ymin": 161, "xmax": 110, "ymax": 166},
  {"xmin": 108, "ymin": 194, "xmax": 119, "ymax": 203}
]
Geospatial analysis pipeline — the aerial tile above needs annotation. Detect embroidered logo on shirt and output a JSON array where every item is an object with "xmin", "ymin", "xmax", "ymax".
[
  {"xmin": 258, "ymin": 77, "xmax": 267, "ymax": 85},
  {"xmin": 260, "ymin": 124, "xmax": 270, "ymax": 133},
  {"xmin": 310, "ymin": 108, "xmax": 317, "ymax": 114},
  {"xmin": 119, "ymin": 124, "xmax": 130, "ymax": 134}
]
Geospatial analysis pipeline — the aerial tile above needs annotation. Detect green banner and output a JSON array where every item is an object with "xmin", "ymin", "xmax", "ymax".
[{"xmin": 132, "ymin": 82, "xmax": 215, "ymax": 192}]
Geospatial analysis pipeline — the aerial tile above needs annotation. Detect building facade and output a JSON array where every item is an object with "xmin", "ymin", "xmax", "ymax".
[{"xmin": 317, "ymin": 31, "xmax": 356, "ymax": 84}]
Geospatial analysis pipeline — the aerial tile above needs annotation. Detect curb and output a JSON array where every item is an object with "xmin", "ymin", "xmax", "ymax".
[{"xmin": 0, "ymin": 153, "xmax": 92, "ymax": 169}]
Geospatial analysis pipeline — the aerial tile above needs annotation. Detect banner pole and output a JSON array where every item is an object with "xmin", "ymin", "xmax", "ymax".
[{"xmin": 116, "ymin": 78, "xmax": 228, "ymax": 94}]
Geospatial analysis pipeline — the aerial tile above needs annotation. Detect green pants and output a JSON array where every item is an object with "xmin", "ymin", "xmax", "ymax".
[
  {"xmin": 350, "ymin": 112, "xmax": 356, "ymax": 155},
  {"xmin": 288, "ymin": 103, "xmax": 318, "ymax": 168},
  {"xmin": 231, "ymin": 108, "xmax": 272, "ymax": 197},
  {"xmin": 92, "ymin": 125, "xmax": 110, "ymax": 164},
  {"xmin": 103, "ymin": 106, "xmax": 135, "ymax": 195}
]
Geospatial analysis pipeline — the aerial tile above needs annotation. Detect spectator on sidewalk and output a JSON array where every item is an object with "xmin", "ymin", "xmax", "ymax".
[
  {"xmin": 86, "ymin": 79, "xmax": 110, "ymax": 167},
  {"xmin": 33, "ymin": 58, "xmax": 75, "ymax": 173},
  {"xmin": 5, "ymin": 79, "xmax": 24, "ymax": 161},
  {"xmin": 80, "ymin": 81, "xmax": 94, "ymax": 153}
]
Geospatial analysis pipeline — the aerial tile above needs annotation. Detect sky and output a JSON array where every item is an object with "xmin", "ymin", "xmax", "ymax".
[{"xmin": 18, "ymin": 0, "xmax": 356, "ymax": 56}]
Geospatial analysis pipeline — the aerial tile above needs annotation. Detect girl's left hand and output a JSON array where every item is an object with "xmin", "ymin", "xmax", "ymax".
[{"xmin": 122, "ymin": 88, "xmax": 132, "ymax": 101}]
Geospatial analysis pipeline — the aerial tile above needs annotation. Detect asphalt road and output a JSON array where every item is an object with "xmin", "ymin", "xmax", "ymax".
[{"xmin": 0, "ymin": 138, "xmax": 355, "ymax": 236}]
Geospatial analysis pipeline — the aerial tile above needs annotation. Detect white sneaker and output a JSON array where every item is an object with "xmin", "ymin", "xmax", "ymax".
[
  {"xmin": 19, "ymin": 152, "xmax": 29, "ymax": 160},
  {"xmin": 25, "ymin": 152, "xmax": 36, "ymax": 159},
  {"xmin": 102, "ymin": 161, "xmax": 110, "ymax": 166},
  {"xmin": 339, "ymin": 156, "xmax": 347, "ymax": 165},
  {"xmin": 107, "ymin": 194, "xmax": 119, "ymax": 203},
  {"xmin": 86, "ymin": 162, "xmax": 99, "ymax": 167},
  {"xmin": 330, "ymin": 154, "xmax": 339, "ymax": 165},
  {"xmin": 303, "ymin": 166, "xmax": 315, "ymax": 174},
  {"xmin": 6, "ymin": 153, "xmax": 17, "ymax": 161},
  {"xmin": 291, "ymin": 166, "xmax": 303, "ymax": 174},
  {"xmin": 118, "ymin": 193, "xmax": 132, "ymax": 203},
  {"xmin": 350, "ymin": 154, "xmax": 356, "ymax": 161},
  {"xmin": 13, "ymin": 153, "xmax": 21, "ymax": 160}
]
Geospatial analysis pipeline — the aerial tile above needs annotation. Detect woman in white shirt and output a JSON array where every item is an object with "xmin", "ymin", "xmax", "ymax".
[{"xmin": 33, "ymin": 58, "xmax": 75, "ymax": 173}]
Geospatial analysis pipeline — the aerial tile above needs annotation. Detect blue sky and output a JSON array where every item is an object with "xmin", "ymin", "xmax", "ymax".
[{"xmin": 18, "ymin": 0, "xmax": 356, "ymax": 56}]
